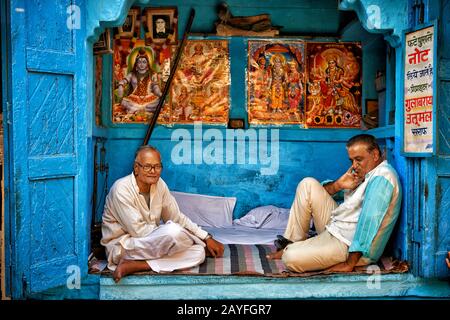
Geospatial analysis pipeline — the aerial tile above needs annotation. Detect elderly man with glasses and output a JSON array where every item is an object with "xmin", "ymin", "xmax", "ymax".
[{"xmin": 101, "ymin": 145, "xmax": 224, "ymax": 282}]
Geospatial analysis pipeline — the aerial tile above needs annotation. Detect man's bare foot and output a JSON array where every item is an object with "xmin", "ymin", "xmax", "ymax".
[
  {"xmin": 113, "ymin": 259, "xmax": 131, "ymax": 283},
  {"xmin": 113, "ymin": 259, "xmax": 151, "ymax": 283},
  {"xmin": 266, "ymin": 250, "xmax": 283, "ymax": 260}
]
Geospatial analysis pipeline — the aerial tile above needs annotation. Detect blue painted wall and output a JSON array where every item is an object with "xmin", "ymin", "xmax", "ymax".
[
  {"xmin": 92, "ymin": 0, "xmax": 389, "ymax": 221},
  {"xmin": 89, "ymin": 0, "xmax": 450, "ymax": 282}
]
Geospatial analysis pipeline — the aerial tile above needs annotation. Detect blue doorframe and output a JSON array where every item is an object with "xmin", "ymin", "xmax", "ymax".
[
  {"xmin": 4, "ymin": 0, "xmax": 91, "ymax": 298},
  {"xmin": 1, "ymin": 0, "xmax": 12, "ymax": 298},
  {"xmin": 399, "ymin": 0, "xmax": 450, "ymax": 278},
  {"xmin": 419, "ymin": 0, "xmax": 450, "ymax": 278}
]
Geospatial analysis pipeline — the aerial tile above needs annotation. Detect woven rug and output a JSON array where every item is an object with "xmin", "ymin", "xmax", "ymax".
[
  {"xmin": 178, "ymin": 244, "xmax": 286, "ymax": 276},
  {"xmin": 97, "ymin": 244, "xmax": 409, "ymax": 278}
]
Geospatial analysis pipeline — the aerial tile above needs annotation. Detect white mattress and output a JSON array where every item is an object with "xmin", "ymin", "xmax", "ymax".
[{"xmin": 202, "ymin": 225, "xmax": 283, "ymax": 245}]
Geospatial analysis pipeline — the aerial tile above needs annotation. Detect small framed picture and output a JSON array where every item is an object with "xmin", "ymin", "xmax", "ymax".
[
  {"xmin": 143, "ymin": 7, "xmax": 178, "ymax": 45},
  {"xmin": 366, "ymin": 99, "xmax": 378, "ymax": 115},
  {"xmin": 93, "ymin": 29, "xmax": 113, "ymax": 55},
  {"xmin": 363, "ymin": 99, "xmax": 379, "ymax": 129},
  {"xmin": 117, "ymin": 7, "xmax": 140, "ymax": 39}
]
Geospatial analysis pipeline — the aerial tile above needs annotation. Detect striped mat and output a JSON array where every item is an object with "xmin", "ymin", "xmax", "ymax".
[
  {"xmin": 98, "ymin": 244, "xmax": 409, "ymax": 277},
  {"xmin": 176, "ymin": 244, "xmax": 287, "ymax": 276},
  {"xmin": 162, "ymin": 244, "xmax": 408, "ymax": 277}
]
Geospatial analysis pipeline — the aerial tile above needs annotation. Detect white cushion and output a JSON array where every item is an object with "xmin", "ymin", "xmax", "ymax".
[
  {"xmin": 233, "ymin": 205, "xmax": 290, "ymax": 229},
  {"xmin": 171, "ymin": 191, "xmax": 236, "ymax": 228}
]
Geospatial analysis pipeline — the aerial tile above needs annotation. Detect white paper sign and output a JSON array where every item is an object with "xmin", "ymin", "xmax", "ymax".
[{"xmin": 404, "ymin": 25, "xmax": 434, "ymax": 154}]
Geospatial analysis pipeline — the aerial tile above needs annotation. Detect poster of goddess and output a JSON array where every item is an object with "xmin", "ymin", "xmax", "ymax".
[{"xmin": 305, "ymin": 42, "xmax": 362, "ymax": 128}]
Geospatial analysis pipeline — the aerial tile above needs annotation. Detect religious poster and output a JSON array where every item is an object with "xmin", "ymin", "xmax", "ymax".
[
  {"xmin": 305, "ymin": 42, "xmax": 362, "ymax": 128},
  {"xmin": 403, "ymin": 25, "xmax": 435, "ymax": 155},
  {"xmin": 169, "ymin": 40, "xmax": 230, "ymax": 124},
  {"xmin": 247, "ymin": 41, "xmax": 305, "ymax": 125},
  {"xmin": 95, "ymin": 55, "xmax": 103, "ymax": 126},
  {"xmin": 112, "ymin": 7, "xmax": 174, "ymax": 124}
]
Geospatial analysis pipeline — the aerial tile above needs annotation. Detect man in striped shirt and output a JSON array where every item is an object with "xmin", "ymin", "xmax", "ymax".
[{"xmin": 267, "ymin": 134, "xmax": 402, "ymax": 273}]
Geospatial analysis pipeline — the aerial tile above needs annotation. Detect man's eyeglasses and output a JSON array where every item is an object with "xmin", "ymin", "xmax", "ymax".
[{"xmin": 135, "ymin": 162, "xmax": 163, "ymax": 172}]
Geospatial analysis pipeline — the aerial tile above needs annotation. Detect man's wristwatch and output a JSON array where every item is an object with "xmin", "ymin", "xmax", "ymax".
[{"xmin": 204, "ymin": 233, "xmax": 213, "ymax": 241}]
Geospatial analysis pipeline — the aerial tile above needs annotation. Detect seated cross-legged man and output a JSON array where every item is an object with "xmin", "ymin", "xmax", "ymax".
[
  {"xmin": 101, "ymin": 145, "xmax": 224, "ymax": 283},
  {"xmin": 267, "ymin": 134, "xmax": 402, "ymax": 273}
]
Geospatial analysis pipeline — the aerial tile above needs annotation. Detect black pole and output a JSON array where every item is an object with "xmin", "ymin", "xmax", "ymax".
[{"xmin": 143, "ymin": 8, "xmax": 196, "ymax": 145}]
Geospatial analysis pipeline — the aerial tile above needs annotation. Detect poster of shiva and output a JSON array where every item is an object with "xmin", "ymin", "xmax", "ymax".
[
  {"xmin": 169, "ymin": 40, "xmax": 230, "ymax": 124},
  {"xmin": 305, "ymin": 42, "xmax": 362, "ymax": 128},
  {"xmin": 112, "ymin": 7, "xmax": 175, "ymax": 124},
  {"xmin": 247, "ymin": 41, "xmax": 306, "ymax": 125}
]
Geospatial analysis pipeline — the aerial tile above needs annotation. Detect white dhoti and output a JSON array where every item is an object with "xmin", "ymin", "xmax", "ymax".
[{"xmin": 121, "ymin": 221, "xmax": 206, "ymax": 273}]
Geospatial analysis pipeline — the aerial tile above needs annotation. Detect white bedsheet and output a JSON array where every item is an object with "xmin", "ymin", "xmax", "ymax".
[{"xmin": 203, "ymin": 225, "xmax": 283, "ymax": 245}]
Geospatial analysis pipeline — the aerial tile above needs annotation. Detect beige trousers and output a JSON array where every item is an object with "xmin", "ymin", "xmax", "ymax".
[{"xmin": 281, "ymin": 178, "xmax": 349, "ymax": 273}]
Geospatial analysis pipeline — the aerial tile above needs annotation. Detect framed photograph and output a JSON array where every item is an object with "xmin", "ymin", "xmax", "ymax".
[
  {"xmin": 143, "ymin": 7, "xmax": 178, "ymax": 45},
  {"xmin": 93, "ymin": 29, "xmax": 113, "ymax": 55},
  {"xmin": 363, "ymin": 99, "xmax": 378, "ymax": 129},
  {"xmin": 366, "ymin": 99, "xmax": 378, "ymax": 115},
  {"xmin": 117, "ymin": 7, "xmax": 140, "ymax": 39}
]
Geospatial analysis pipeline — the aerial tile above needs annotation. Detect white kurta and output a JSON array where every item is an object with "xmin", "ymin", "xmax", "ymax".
[{"xmin": 101, "ymin": 173, "xmax": 208, "ymax": 271}]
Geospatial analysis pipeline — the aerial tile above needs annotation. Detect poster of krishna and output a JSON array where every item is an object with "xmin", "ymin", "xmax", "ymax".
[{"xmin": 247, "ymin": 41, "xmax": 306, "ymax": 125}]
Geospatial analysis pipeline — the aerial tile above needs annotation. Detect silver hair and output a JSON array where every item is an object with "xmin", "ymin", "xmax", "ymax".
[{"xmin": 134, "ymin": 145, "xmax": 161, "ymax": 161}]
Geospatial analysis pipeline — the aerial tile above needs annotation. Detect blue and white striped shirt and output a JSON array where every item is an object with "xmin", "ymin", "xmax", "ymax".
[
  {"xmin": 325, "ymin": 161, "xmax": 402, "ymax": 262},
  {"xmin": 349, "ymin": 162, "xmax": 402, "ymax": 262}
]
